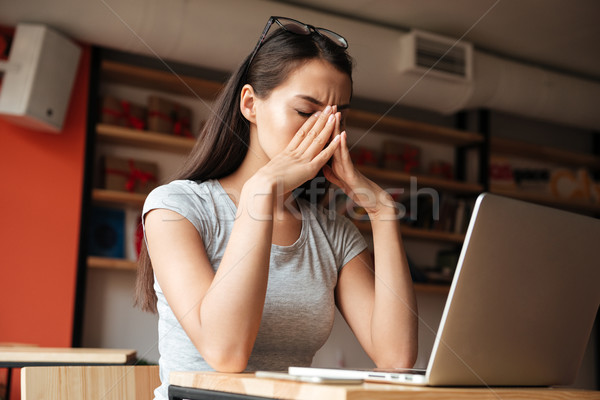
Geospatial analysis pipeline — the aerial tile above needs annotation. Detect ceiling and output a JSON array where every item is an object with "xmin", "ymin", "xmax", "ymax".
[{"xmin": 274, "ymin": 0, "xmax": 600, "ymax": 82}]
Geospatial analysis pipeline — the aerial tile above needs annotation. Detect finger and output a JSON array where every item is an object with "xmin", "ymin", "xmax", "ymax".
[
  {"xmin": 323, "ymin": 165, "xmax": 344, "ymax": 188},
  {"xmin": 304, "ymin": 112, "xmax": 337, "ymax": 157},
  {"xmin": 310, "ymin": 134, "xmax": 341, "ymax": 170},
  {"xmin": 296, "ymin": 105, "xmax": 334, "ymax": 153},
  {"xmin": 339, "ymin": 131, "xmax": 353, "ymax": 166},
  {"xmin": 286, "ymin": 111, "xmax": 321, "ymax": 151},
  {"xmin": 334, "ymin": 111, "xmax": 342, "ymax": 137}
]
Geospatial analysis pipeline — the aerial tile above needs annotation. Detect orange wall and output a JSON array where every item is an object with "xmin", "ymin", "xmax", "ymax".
[{"xmin": 0, "ymin": 44, "xmax": 90, "ymax": 398}]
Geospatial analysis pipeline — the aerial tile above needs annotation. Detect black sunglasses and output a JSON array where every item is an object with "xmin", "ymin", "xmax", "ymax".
[{"xmin": 245, "ymin": 16, "xmax": 348, "ymax": 76}]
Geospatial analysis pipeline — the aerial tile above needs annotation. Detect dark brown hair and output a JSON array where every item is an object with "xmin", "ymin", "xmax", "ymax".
[{"xmin": 135, "ymin": 26, "xmax": 354, "ymax": 313}]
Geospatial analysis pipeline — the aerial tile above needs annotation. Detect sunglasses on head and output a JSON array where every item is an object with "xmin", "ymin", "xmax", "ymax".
[{"xmin": 245, "ymin": 16, "xmax": 349, "ymax": 77}]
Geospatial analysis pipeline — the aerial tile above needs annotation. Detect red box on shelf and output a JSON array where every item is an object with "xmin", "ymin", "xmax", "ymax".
[
  {"xmin": 100, "ymin": 156, "xmax": 159, "ymax": 195},
  {"xmin": 382, "ymin": 140, "xmax": 420, "ymax": 173},
  {"xmin": 100, "ymin": 95, "xmax": 146, "ymax": 130},
  {"xmin": 349, "ymin": 146, "xmax": 380, "ymax": 167},
  {"xmin": 147, "ymin": 95, "xmax": 194, "ymax": 138}
]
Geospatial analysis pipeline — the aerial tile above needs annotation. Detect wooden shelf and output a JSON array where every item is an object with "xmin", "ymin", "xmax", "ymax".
[
  {"xmin": 92, "ymin": 189, "xmax": 147, "ymax": 207},
  {"xmin": 490, "ymin": 137, "xmax": 600, "ymax": 169},
  {"xmin": 88, "ymin": 256, "xmax": 137, "ymax": 271},
  {"xmin": 414, "ymin": 283, "xmax": 450, "ymax": 295},
  {"xmin": 354, "ymin": 221, "xmax": 465, "ymax": 244},
  {"xmin": 346, "ymin": 109, "xmax": 483, "ymax": 146},
  {"xmin": 96, "ymin": 123, "xmax": 195, "ymax": 154},
  {"xmin": 490, "ymin": 185, "xmax": 600, "ymax": 214},
  {"xmin": 87, "ymin": 256, "xmax": 450, "ymax": 293},
  {"xmin": 358, "ymin": 165, "xmax": 483, "ymax": 195},
  {"xmin": 101, "ymin": 60, "xmax": 482, "ymax": 149},
  {"xmin": 101, "ymin": 60, "xmax": 223, "ymax": 99}
]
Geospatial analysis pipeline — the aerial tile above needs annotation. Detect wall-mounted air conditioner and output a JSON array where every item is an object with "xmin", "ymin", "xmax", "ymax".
[
  {"xmin": 399, "ymin": 29, "xmax": 473, "ymax": 82},
  {"xmin": 395, "ymin": 30, "xmax": 473, "ymax": 114}
]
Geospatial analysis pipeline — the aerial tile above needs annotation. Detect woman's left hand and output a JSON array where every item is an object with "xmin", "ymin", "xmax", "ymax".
[{"xmin": 323, "ymin": 108, "xmax": 397, "ymax": 219}]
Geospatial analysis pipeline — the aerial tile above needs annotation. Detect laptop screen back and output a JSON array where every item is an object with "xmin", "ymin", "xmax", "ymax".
[{"xmin": 427, "ymin": 194, "xmax": 600, "ymax": 386}]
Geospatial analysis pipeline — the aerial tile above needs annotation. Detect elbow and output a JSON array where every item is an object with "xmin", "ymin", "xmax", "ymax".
[
  {"xmin": 375, "ymin": 347, "xmax": 418, "ymax": 370},
  {"xmin": 201, "ymin": 345, "xmax": 250, "ymax": 373}
]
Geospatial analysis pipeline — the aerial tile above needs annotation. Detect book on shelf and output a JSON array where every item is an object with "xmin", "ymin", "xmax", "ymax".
[{"xmin": 400, "ymin": 193, "xmax": 474, "ymax": 235}]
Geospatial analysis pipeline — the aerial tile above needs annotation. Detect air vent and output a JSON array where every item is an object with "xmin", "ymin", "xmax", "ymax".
[{"xmin": 399, "ymin": 30, "xmax": 473, "ymax": 82}]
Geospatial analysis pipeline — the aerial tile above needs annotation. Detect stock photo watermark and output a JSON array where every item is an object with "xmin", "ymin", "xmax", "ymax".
[{"xmin": 160, "ymin": 176, "xmax": 440, "ymax": 223}]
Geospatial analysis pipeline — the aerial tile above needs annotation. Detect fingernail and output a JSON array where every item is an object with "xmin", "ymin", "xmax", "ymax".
[
  {"xmin": 313, "ymin": 111, "xmax": 321, "ymax": 118},
  {"xmin": 324, "ymin": 105, "xmax": 332, "ymax": 114},
  {"xmin": 333, "ymin": 135, "xmax": 341, "ymax": 142},
  {"xmin": 327, "ymin": 114, "xmax": 335, "ymax": 123}
]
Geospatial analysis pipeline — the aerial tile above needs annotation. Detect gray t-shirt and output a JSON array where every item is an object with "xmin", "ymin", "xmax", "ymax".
[{"xmin": 143, "ymin": 179, "xmax": 368, "ymax": 400}]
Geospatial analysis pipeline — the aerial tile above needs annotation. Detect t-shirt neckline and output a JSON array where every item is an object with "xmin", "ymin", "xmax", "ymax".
[{"xmin": 210, "ymin": 179, "xmax": 308, "ymax": 252}]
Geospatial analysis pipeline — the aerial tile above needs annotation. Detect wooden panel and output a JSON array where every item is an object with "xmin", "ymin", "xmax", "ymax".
[
  {"xmin": 101, "ymin": 60, "xmax": 222, "ymax": 99},
  {"xmin": 92, "ymin": 188, "xmax": 147, "ymax": 207},
  {"xmin": 0, "ymin": 347, "xmax": 136, "ymax": 364},
  {"xmin": 490, "ymin": 186, "xmax": 600, "ymax": 214},
  {"xmin": 358, "ymin": 165, "xmax": 483, "ymax": 194},
  {"xmin": 87, "ymin": 256, "xmax": 137, "ymax": 271},
  {"xmin": 413, "ymin": 283, "xmax": 450, "ymax": 295},
  {"xmin": 97, "ymin": 123, "xmax": 195, "ymax": 154},
  {"xmin": 21, "ymin": 366, "xmax": 159, "ymax": 400},
  {"xmin": 169, "ymin": 371, "xmax": 600, "ymax": 399},
  {"xmin": 490, "ymin": 137, "xmax": 600, "ymax": 169},
  {"xmin": 347, "ymin": 109, "xmax": 483, "ymax": 146},
  {"xmin": 354, "ymin": 221, "xmax": 465, "ymax": 244}
]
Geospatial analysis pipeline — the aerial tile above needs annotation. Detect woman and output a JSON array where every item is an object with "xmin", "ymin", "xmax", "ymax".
[{"xmin": 136, "ymin": 16, "xmax": 417, "ymax": 399}]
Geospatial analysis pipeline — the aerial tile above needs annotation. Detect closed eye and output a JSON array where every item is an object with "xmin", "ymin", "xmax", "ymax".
[{"xmin": 296, "ymin": 110, "xmax": 313, "ymax": 118}]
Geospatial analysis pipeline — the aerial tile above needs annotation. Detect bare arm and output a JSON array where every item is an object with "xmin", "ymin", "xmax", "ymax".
[
  {"xmin": 145, "ymin": 175, "xmax": 275, "ymax": 372},
  {"xmin": 335, "ymin": 211, "xmax": 418, "ymax": 368},
  {"xmin": 326, "ymin": 124, "xmax": 418, "ymax": 368}
]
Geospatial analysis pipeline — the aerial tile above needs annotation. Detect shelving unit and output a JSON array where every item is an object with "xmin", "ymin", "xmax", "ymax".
[
  {"xmin": 88, "ymin": 256, "xmax": 137, "ymax": 271},
  {"xmin": 490, "ymin": 137, "xmax": 600, "ymax": 169},
  {"xmin": 354, "ymin": 221, "xmax": 465, "ymax": 244},
  {"xmin": 488, "ymin": 136, "xmax": 600, "ymax": 214},
  {"xmin": 92, "ymin": 188, "xmax": 147, "ymax": 207},
  {"xmin": 357, "ymin": 165, "xmax": 483, "ymax": 195},
  {"xmin": 346, "ymin": 109, "xmax": 483, "ymax": 146},
  {"xmin": 490, "ymin": 186, "xmax": 600, "ymax": 214},
  {"xmin": 100, "ymin": 60, "xmax": 222, "ymax": 99},
  {"xmin": 87, "ymin": 255, "xmax": 452, "ymax": 294},
  {"xmin": 85, "ymin": 58, "xmax": 489, "ymax": 292},
  {"xmin": 97, "ymin": 123, "xmax": 195, "ymax": 154}
]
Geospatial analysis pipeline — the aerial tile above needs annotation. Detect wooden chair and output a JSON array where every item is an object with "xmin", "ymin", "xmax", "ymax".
[{"xmin": 21, "ymin": 365, "xmax": 160, "ymax": 400}]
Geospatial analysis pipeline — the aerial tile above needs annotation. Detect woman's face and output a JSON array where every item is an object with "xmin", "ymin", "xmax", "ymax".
[{"xmin": 252, "ymin": 59, "xmax": 352, "ymax": 160}]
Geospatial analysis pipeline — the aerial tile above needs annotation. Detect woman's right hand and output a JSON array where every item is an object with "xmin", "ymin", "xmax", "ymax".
[{"xmin": 255, "ymin": 105, "xmax": 341, "ymax": 194}]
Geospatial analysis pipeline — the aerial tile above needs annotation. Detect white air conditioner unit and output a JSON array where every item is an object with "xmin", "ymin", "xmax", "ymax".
[
  {"xmin": 0, "ymin": 23, "xmax": 81, "ymax": 133},
  {"xmin": 395, "ymin": 30, "xmax": 474, "ymax": 114},
  {"xmin": 399, "ymin": 29, "xmax": 473, "ymax": 82}
]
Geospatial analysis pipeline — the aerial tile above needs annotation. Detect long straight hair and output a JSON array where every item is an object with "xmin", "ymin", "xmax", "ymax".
[{"xmin": 135, "ymin": 27, "xmax": 354, "ymax": 313}]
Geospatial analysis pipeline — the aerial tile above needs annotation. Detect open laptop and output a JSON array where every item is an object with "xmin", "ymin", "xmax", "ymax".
[{"xmin": 289, "ymin": 193, "xmax": 600, "ymax": 386}]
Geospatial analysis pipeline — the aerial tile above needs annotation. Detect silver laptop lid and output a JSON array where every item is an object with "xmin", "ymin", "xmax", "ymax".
[{"xmin": 427, "ymin": 193, "xmax": 600, "ymax": 386}]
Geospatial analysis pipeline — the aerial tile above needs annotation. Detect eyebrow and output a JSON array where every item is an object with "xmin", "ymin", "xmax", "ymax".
[{"xmin": 295, "ymin": 95, "xmax": 350, "ymax": 111}]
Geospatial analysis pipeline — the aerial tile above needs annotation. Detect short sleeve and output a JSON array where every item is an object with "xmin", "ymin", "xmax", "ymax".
[
  {"xmin": 334, "ymin": 213, "xmax": 369, "ymax": 270},
  {"xmin": 142, "ymin": 180, "xmax": 216, "ymax": 249}
]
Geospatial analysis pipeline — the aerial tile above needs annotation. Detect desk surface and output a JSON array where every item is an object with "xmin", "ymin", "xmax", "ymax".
[
  {"xmin": 0, "ymin": 346, "xmax": 136, "ymax": 365},
  {"xmin": 170, "ymin": 372, "xmax": 600, "ymax": 400}
]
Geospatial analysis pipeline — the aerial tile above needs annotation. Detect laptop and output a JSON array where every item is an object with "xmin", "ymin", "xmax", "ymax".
[{"xmin": 289, "ymin": 193, "xmax": 600, "ymax": 386}]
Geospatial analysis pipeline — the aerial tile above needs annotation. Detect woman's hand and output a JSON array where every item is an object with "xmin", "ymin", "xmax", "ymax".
[
  {"xmin": 256, "ymin": 105, "xmax": 341, "ymax": 194},
  {"xmin": 323, "ymin": 110, "xmax": 397, "ymax": 219}
]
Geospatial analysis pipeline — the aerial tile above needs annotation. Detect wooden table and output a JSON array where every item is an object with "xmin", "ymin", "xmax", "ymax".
[
  {"xmin": 0, "ymin": 346, "xmax": 136, "ymax": 398},
  {"xmin": 169, "ymin": 372, "xmax": 600, "ymax": 400}
]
